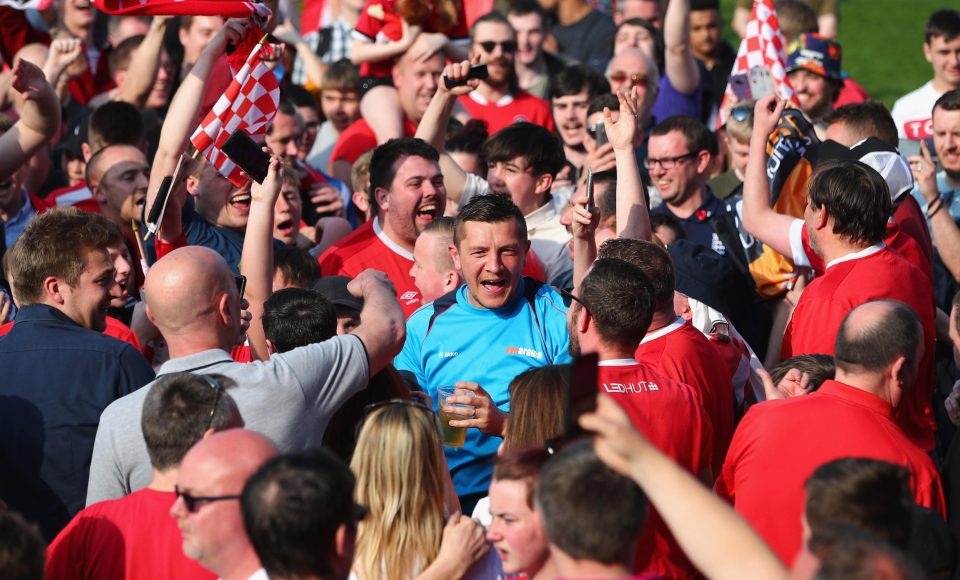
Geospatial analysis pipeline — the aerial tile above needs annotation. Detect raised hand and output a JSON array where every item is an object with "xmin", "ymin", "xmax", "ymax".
[
  {"xmin": 752, "ymin": 95, "xmax": 786, "ymax": 143},
  {"xmin": 43, "ymin": 38, "xmax": 84, "ymax": 85},
  {"xmin": 604, "ymin": 86, "xmax": 642, "ymax": 151},
  {"xmin": 439, "ymin": 57, "xmax": 481, "ymax": 97}
]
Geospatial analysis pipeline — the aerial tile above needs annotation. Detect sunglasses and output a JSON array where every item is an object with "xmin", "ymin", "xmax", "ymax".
[
  {"xmin": 560, "ymin": 288, "xmax": 590, "ymax": 314},
  {"xmin": 607, "ymin": 71, "xmax": 649, "ymax": 87},
  {"xmin": 175, "ymin": 484, "xmax": 241, "ymax": 513},
  {"xmin": 0, "ymin": 180, "xmax": 12, "ymax": 189},
  {"xmin": 477, "ymin": 40, "xmax": 517, "ymax": 54},
  {"xmin": 729, "ymin": 105, "xmax": 752, "ymax": 123},
  {"xmin": 197, "ymin": 374, "xmax": 224, "ymax": 431}
]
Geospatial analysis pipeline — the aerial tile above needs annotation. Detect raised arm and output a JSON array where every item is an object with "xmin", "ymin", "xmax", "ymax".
[
  {"xmin": 350, "ymin": 20, "xmax": 420, "ymax": 64},
  {"xmin": 581, "ymin": 395, "xmax": 788, "ymax": 580},
  {"xmin": 347, "ymin": 269, "xmax": 406, "ymax": 374},
  {"xmin": 911, "ymin": 141, "xmax": 960, "ymax": 281},
  {"xmin": 147, "ymin": 18, "xmax": 251, "ymax": 242},
  {"xmin": 41, "ymin": 38, "xmax": 83, "ymax": 100},
  {"xmin": 273, "ymin": 24, "xmax": 326, "ymax": 88},
  {"xmin": 240, "ymin": 153, "xmax": 282, "ymax": 361},
  {"xmin": 117, "ymin": 16, "xmax": 170, "ymax": 108},
  {"xmin": 662, "ymin": 0, "xmax": 700, "ymax": 95},
  {"xmin": 607, "ymin": 87, "xmax": 651, "ymax": 241},
  {"xmin": 741, "ymin": 96, "xmax": 795, "ymax": 258},
  {"xmin": 0, "ymin": 59, "xmax": 60, "ymax": 180},
  {"xmin": 414, "ymin": 58, "xmax": 480, "ymax": 204}
]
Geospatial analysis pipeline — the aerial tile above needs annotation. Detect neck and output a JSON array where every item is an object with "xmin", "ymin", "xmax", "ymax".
[
  {"xmin": 646, "ymin": 308, "xmax": 679, "ymax": 333},
  {"xmin": 944, "ymin": 168, "xmax": 960, "ymax": 188},
  {"xmin": 694, "ymin": 49, "xmax": 715, "ymax": 67},
  {"xmin": 554, "ymin": 552, "xmax": 632, "ymax": 578},
  {"xmin": 476, "ymin": 81, "xmax": 511, "ymax": 102},
  {"xmin": 530, "ymin": 557, "xmax": 559, "ymax": 580},
  {"xmin": 0, "ymin": 190, "xmax": 24, "ymax": 222},
  {"xmin": 148, "ymin": 467, "xmax": 179, "ymax": 492},
  {"xmin": 596, "ymin": 341, "xmax": 638, "ymax": 362},
  {"xmin": 816, "ymin": 236, "xmax": 874, "ymax": 266},
  {"xmin": 379, "ymin": 215, "xmax": 415, "ymax": 252},
  {"xmin": 932, "ymin": 76, "xmax": 959, "ymax": 94},
  {"xmin": 63, "ymin": 22, "xmax": 90, "ymax": 43},
  {"xmin": 164, "ymin": 333, "xmax": 230, "ymax": 360},
  {"xmin": 556, "ymin": 0, "xmax": 591, "ymax": 26},
  {"xmin": 515, "ymin": 56, "xmax": 547, "ymax": 90},
  {"xmin": 564, "ymin": 144, "xmax": 587, "ymax": 170},
  {"xmin": 215, "ymin": 548, "xmax": 262, "ymax": 580},
  {"xmin": 518, "ymin": 195, "xmax": 548, "ymax": 217},
  {"xmin": 833, "ymin": 370, "xmax": 898, "ymax": 407},
  {"xmin": 667, "ymin": 186, "xmax": 706, "ymax": 219}
]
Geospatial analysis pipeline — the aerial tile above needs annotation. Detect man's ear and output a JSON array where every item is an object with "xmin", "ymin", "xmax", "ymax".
[
  {"xmin": 374, "ymin": 187, "xmax": 389, "ymax": 212},
  {"xmin": 534, "ymin": 172, "xmax": 554, "ymax": 196},
  {"xmin": 265, "ymin": 338, "xmax": 278, "ymax": 356},
  {"xmin": 695, "ymin": 150, "xmax": 711, "ymax": 175},
  {"xmin": 91, "ymin": 183, "xmax": 106, "ymax": 203},
  {"xmin": 332, "ymin": 522, "xmax": 356, "ymax": 576},
  {"xmin": 449, "ymin": 243, "xmax": 462, "ymax": 272},
  {"xmin": 216, "ymin": 292, "xmax": 231, "ymax": 326},
  {"xmin": 42, "ymin": 276, "xmax": 66, "ymax": 305},
  {"xmin": 186, "ymin": 175, "xmax": 201, "ymax": 197},
  {"xmin": 81, "ymin": 143, "xmax": 93, "ymax": 162},
  {"xmin": 890, "ymin": 355, "xmax": 908, "ymax": 385}
]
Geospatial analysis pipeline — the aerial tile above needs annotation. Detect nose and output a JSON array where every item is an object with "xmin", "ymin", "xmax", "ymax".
[
  {"xmin": 170, "ymin": 494, "xmax": 186, "ymax": 518},
  {"xmin": 560, "ymin": 204, "xmax": 573, "ymax": 227},
  {"xmin": 484, "ymin": 251, "xmax": 504, "ymax": 273},
  {"xmin": 486, "ymin": 521, "xmax": 502, "ymax": 542},
  {"xmin": 285, "ymin": 140, "xmax": 300, "ymax": 159}
]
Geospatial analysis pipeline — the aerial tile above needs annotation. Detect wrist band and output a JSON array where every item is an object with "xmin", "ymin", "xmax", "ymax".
[{"xmin": 927, "ymin": 197, "xmax": 944, "ymax": 219}]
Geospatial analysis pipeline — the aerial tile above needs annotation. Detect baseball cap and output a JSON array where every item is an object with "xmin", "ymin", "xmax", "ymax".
[
  {"xmin": 815, "ymin": 137, "xmax": 915, "ymax": 201},
  {"xmin": 310, "ymin": 276, "xmax": 363, "ymax": 313},
  {"xmin": 786, "ymin": 33, "xmax": 842, "ymax": 80}
]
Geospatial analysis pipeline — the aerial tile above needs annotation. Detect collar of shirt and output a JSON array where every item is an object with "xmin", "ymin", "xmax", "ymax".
[
  {"xmin": 373, "ymin": 216, "xmax": 414, "ymax": 260},
  {"xmin": 598, "ymin": 358, "xmax": 639, "ymax": 366},
  {"xmin": 660, "ymin": 188, "xmax": 721, "ymax": 223},
  {"xmin": 525, "ymin": 196, "xmax": 560, "ymax": 232},
  {"xmin": 825, "ymin": 243, "xmax": 885, "ymax": 270},
  {"xmin": 816, "ymin": 380, "xmax": 895, "ymax": 419},
  {"xmin": 14, "ymin": 303, "xmax": 81, "ymax": 327},
  {"xmin": 156, "ymin": 348, "xmax": 235, "ymax": 376},
  {"xmin": 640, "ymin": 317, "xmax": 685, "ymax": 344},
  {"xmin": 468, "ymin": 91, "xmax": 515, "ymax": 107},
  {"xmin": 4, "ymin": 189, "xmax": 36, "ymax": 239}
]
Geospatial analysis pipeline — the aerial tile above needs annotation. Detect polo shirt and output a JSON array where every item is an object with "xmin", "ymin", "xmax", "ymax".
[
  {"xmin": 46, "ymin": 488, "xmax": 214, "ymax": 580},
  {"xmin": 635, "ymin": 317, "xmax": 734, "ymax": 475},
  {"xmin": 597, "ymin": 360, "xmax": 711, "ymax": 580},
  {"xmin": 458, "ymin": 90, "xmax": 556, "ymax": 134},
  {"xmin": 330, "ymin": 117, "xmax": 418, "ymax": 167},
  {"xmin": 893, "ymin": 194, "xmax": 933, "ymax": 266},
  {"xmin": 782, "ymin": 237, "xmax": 937, "ymax": 450},
  {"xmin": 395, "ymin": 280, "xmax": 571, "ymax": 497},
  {"xmin": 652, "ymin": 190, "xmax": 729, "ymax": 257},
  {"xmin": 716, "ymin": 380, "xmax": 946, "ymax": 565},
  {"xmin": 318, "ymin": 217, "xmax": 422, "ymax": 317},
  {"xmin": 0, "ymin": 304, "xmax": 155, "ymax": 540},
  {"xmin": 87, "ymin": 334, "xmax": 369, "ymax": 504}
]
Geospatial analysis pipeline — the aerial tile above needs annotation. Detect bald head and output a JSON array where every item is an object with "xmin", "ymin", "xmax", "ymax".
[
  {"xmin": 145, "ymin": 246, "xmax": 237, "ymax": 340},
  {"xmin": 835, "ymin": 300, "xmax": 922, "ymax": 375},
  {"xmin": 182, "ymin": 429, "xmax": 278, "ymax": 485},
  {"xmin": 85, "ymin": 144, "xmax": 146, "ymax": 187}
]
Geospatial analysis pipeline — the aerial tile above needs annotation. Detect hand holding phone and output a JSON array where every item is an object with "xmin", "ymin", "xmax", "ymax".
[
  {"xmin": 221, "ymin": 129, "xmax": 270, "ymax": 184},
  {"xmin": 443, "ymin": 63, "xmax": 488, "ymax": 89}
]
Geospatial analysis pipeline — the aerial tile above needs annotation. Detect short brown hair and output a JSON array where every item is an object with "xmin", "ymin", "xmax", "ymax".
[
  {"xmin": 322, "ymin": 59, "xmax": 360, "ymax": 93},
  {"xmin": 7, "ymin": 208, "xmax": 121, "ymax": 304},
  {"xmin": 351, "ymin": 149, "xmax": 376, "ymax": 215}
]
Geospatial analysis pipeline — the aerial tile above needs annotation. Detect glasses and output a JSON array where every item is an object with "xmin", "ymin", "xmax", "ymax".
[
  {"xmin": 477, "ymin": 40, "xmax": 517, "ymax": 54},
  {"xmin": 560, "ymin": 288, "xmax": 589, "ymax": 314},
  {"xmin": 644, "ymin": 152, "xmax": 699, "ymax": 170},
  {"xmin": 197, "ymin": 374, "xmax": 224, "ymax": 431},
  {"xmin": 0, "ymin": 180, "xmax": 12, "ymax": 189},
  {"xmin": 729, "ymin": 105, "xmax": 752, "ymax": 123},
  {"xmin": 175, "ymin": 485, "xmax": 241, "ymax": 513},
  {"xmin": 607, "ymin": 71, "xmax": 649, "ymax": 87}
]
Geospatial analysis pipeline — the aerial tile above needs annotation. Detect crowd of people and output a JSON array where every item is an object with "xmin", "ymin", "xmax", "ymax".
[{"xmin": 0, "ymin": 0, "xmax": 959, "ymax": 578}]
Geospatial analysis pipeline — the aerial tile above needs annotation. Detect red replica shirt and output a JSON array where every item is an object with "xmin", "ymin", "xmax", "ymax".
[
  {"xmin": 893, "ymin": 195, "xmax": 933, "ymax": 268},
  {"xmin": 353, "ymin": 0, "xmax": 469, "ymax": 77},
  {"xmin": 458, "ymin": 91, "xmax": 556, "ymax": 134},
  {"xmin": 716, "ymin": 380, "xmax": 945, "ymax": 565},
  {"xmin": 636, "ymin": 318, "xmax": 734, "ymax": 476},
  {"xmin": 330, "ymin": 117, "xmax": 418, "ymax": 167},
  {"xmin": 0, "ymin": 316, "xmax": 140, "ymax": 351},
  {"xmin": 45, "ymin": 488, "xmax": 215, "ymax": 580},
  {"xmin": 319, "ymin": 217, "xmax": 422, "ymax": 316},
  {"xmin": 782, "ymin": 244, "xmax": 937, "ymax": 451},
  {"xmin": 598, "ymin": 361, "xmax": 712, "ymax": 580}
]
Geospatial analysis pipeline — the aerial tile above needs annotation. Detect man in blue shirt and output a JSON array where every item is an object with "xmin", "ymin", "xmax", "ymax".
[
  {"xmin": 0, "ymin": 208, "xmax": 155, "ymax": 541},
  {"xmin": 396, "ymin": 195, "xmax": 571, "ymax": 511}
]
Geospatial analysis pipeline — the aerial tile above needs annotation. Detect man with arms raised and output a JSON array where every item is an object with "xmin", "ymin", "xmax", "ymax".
[{"xmin": 396, "ymin": 194, "xmax": 570, "ymax": 513}]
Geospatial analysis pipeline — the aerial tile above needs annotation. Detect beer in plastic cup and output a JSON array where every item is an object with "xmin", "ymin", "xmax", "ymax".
[{"xmin": 438, "ymin": 385, "xmax": 475, "ymax": 448}]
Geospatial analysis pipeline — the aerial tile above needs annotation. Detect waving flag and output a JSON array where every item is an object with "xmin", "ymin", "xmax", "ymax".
[
  {"xmin": 190, "ymin": 29, "xmax": 280, "ymax": 187},
  {"xmin": 91, "ymin": 0, "xmax": 271, "ymax": 20},
  {"xmin": 0, "ymin": 0, "xmax": 53, "ymax": 10},
  {"xmin": 719, "ymin": 0, "xmax": 799, "ymax": 126}
]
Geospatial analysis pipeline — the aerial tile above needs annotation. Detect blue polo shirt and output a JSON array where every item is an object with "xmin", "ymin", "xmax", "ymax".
[{"xmin": 0, "ymin": 304, "xmax": 154, "ymax": 540}]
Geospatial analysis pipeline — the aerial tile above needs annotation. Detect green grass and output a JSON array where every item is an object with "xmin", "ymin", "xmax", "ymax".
[{"xmin": 718, "ymin": 0, "xmax": 942, "ymax": 107}]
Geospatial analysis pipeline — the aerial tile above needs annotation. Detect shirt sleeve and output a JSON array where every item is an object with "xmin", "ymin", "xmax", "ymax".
[
  {"xmin": 394, "ymin": 314, "xmax": 427, "ymax": 386},
  {"xmin": 461, "ymin": 173, "xmax": 491, "ymax": 207},
  {"xmin": 276, "ymin": 334, "xmax": 371, "ymax": 419},
  {"xmin": 86, "ymin": 404, "xmax": 132, "ymax": 505},
  {"xmin": 788, "ymin": 218, "xmax": 809, "ymax": 268}
]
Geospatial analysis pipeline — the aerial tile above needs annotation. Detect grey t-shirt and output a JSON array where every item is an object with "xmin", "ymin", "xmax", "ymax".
[
  {"xmin": 551, "ymin": 10, "xmax": 616, "ymax": 72},
  {"xmin": 86, "ymin": 334, "xmax": 369, "ymax": 505}
]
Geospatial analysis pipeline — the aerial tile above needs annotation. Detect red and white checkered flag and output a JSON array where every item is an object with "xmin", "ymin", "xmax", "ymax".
[
  {"xmin": 190, "ymin": 30, "xmax": 279, "ymax": 187},
  {"xmin": 718, "ymin": 0, "xmax": 799, "ymax": 126}
]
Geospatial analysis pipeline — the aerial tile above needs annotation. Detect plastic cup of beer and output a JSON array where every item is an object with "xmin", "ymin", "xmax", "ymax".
[{"xmin": 437, "ymin": 385, "xmax": 475, "ymax": 448}]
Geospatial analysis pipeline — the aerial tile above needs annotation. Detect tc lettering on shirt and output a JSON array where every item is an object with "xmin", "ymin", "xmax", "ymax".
[
  {"xmin": 505, "ymin": 347, "xmax": 544, "ymax": 360},
  {"xmin": 904, "ymin": 119, "xmax": 933, "ymax": 140},
  {"xmin": 602, "ymin": 381, "xmax": 661, "ymax": 394}
]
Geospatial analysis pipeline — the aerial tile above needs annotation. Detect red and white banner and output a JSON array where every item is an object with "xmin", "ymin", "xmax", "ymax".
[
  {"xmin": 0, "ymin": 0, "xmax": 53, "ymax": 10},
  {"xmin": 719, "ymin": 0, "xmax": 799, "ymax": 126},
  {"xmin": 91, "ymin": 0, "xmax": 270, "ymax": 20},
  {"xmin": 190, "ymin": 28, "xmax": 279, "ymax": 187}
]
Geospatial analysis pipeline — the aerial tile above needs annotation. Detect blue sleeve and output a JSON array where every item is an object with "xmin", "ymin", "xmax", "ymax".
[
  {"xmin": 537, "ymin": 288, "xmax": 573, "ymax": 365},
  {"xmin": 394, "ymin": 310, "xmax": 428, "ymax": 386}
]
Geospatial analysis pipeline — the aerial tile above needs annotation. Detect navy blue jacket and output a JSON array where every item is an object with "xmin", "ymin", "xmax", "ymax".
[{"xmin": 0, "ymin": 304, "xmax": 154, "ymax": 540}]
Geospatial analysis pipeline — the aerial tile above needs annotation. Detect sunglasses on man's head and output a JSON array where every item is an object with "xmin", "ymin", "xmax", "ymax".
[
  {"xmin": 729, "ymin": 105, "xmax": 752, "ymax": 123},
  {"xmin": 477, "ymin": 40, "xmax": 517, "ymax": 54}
]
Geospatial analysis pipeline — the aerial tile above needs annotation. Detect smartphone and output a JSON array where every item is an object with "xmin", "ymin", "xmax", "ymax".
[
  {"xmin": 443, "ymin": 63, "xmax": 489, "ymax": 89},
  {"xmin": 144, "ymin": 175, "xmax": 173, "ymax": 234},
  {"xmin": 923, "ymin": 137, "xmax": 939, "ymax": 165},
  {"xmin": 221, "ymin": 129, "xmax": 270, "ymax": 184},
  {"xmin": 584, "ymin": 168, "xmax": 595, "ymax": 214},
  {"xmin": 564, "ymin": 352, "xmax": 599, "ymax": 438},
  {"xmin": 234, "ymin": 274, "xmax": 247, "ymax": 299},
  {"xmin": 730, "ymin": 72, "xmax": 751, "ymax": 101},
  {"xmin": 748, "ymin": 66, "xmax": 775, "ymax": 100},
  {"xmin": 593, "ymin": 120, "xmax": 608, "ymax": 148}
]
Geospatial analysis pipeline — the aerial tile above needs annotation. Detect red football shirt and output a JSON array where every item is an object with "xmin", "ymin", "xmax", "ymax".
[
  {"xmin": 893, "ymin": 195, "xmax": 933, "ymax": 267},
  {"xmin": 319, "ymin": 217, "xmax": 422, "ymax": 316},
  {"xmin": 781, "ymin": 244, "xmax": 937, "ymax": 450},
  {"xmin": 330, "ymin": 117, "xmax": 418, "ymax": 167},
  {"xmin": 635, "ymin": 318, "xmax": 734, "ymax": 476},
  {"xmin": 598, "ymin": 360, "xmax": 712, "ymax": 580},
  {"xmin": 458, "ymin": 91, "xmax": 556, "ymax": 134},
  {"xmin": 716, "ymin": 380, "xmax": 945, "ymax": 565}
]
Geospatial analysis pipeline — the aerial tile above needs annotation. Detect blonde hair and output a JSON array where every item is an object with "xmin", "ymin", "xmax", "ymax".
[{"xmin": 350, "ymin": 404, "xmax": 447, "ymax": 580}]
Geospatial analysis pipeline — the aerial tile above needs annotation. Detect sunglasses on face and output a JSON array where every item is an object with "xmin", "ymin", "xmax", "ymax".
[
  {"xmin": 175, "ymin": 485, "xmax": 241, "ymax": 513},
  {"xmin": 477, "ymin": 40, "xmax": 517, "ymax": 54},
  {"xmin": 607, "ymin": 71, "xmax": 649, "ymax": 87}
]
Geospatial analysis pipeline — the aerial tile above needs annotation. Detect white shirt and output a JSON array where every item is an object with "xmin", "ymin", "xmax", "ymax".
[{"xmin": 892, "ymin": 81, "xmax": 944, "ymax": 140}]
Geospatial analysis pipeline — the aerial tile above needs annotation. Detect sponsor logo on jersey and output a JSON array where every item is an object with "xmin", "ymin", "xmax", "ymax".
[
  {"xmin": 505, "ymin": 347, "xmax": 543, "ymax": 359},
  {"xmin": 438, "ymin": 351, "xmax": 459, "ymax": 358},
  {"xmin": 601, "ymin": 381, "xmax": 660, "ymax": 394},
  {"xmin": 399, "ymin": 291, "xmax": 419, "ymax": 303}
]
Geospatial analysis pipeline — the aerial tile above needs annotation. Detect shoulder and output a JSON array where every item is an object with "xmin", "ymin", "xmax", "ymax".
[{"xmin": 530, "ymin": 280, "xmax": 568, "ymax": 317}]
